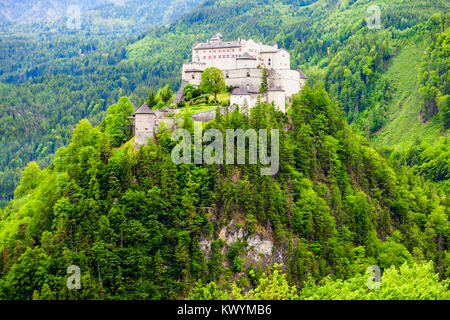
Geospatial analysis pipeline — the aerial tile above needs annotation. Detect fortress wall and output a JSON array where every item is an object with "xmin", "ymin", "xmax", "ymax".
[
  {"xmin": 272, "ymin": 50, "xmax": 290, "ymax": 70},
  {"xmin": 157, "ymin": 118, "xmax": 178, "ymax": 130},
  {"xmin": 268, "ymin": 91, "xmax": 287, "ymax": 113},
  {"xmin": 230, "ymin": 94, "xmax": 259, "ymax": 110},
  {"xmin": 183, "ymin": 71, "xmax": 202, "ymax": 85},
  {"xmin": 225, "ymin": 68, "xmax": 263, "ymax": 88},
  {"xmin": 275, "ymin": 70, "xmax": 301, "ymax": 96},
  {"xmin": 192, "ymin": 109, "xmax": 217, "ymax": 122},
  {"xmin": 210, "ymin": 59, "xmax": 237, "ymax": 70},
  {"xmin": 260, "ymin": 52, "xmax": 276, "ymax": 68},
  {"xmin": 182, "ymin": 61, "xmax": 207, "ymax": 72},
  {"xmin": 230, "ymin": 94, "xmax": 251, "ymax": 108},
  {"xmin": 236, "ymin": 58, "xmax": 257, "ymax": 69}
]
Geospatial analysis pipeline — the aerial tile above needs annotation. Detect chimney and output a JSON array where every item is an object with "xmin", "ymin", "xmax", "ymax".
[{"xmin": 274, "ymin": 42, "xmax": 278, "ymax": 49}]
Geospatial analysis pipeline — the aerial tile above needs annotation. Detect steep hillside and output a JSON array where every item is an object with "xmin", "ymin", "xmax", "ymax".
[
  {"xmin": 0, "ymin": 0, "xmax": 202, "ymax": 201},
  {"xmin": 0, "ymin": 0, "xmax": 202, "ymax": 77},
  {"xmin": 373, "ymin": 44, "xmax": 443, "ymax": 148},
  {"xmin": 0, "ymin": 0, "xmax": 200, "ymax": 28},
  {"xmin": 0, "ymin": 0, "xmax": 448, "ymax": 201},
  {"xmin": 0, "ymin": 87, "xmax": 448, "ymax": 299}
]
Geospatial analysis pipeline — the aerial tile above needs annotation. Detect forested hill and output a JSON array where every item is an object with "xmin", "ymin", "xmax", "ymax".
[
  {"xmin": 0, "ymin": 0, "xmax": 202, "ymax": 77},
  {"xmin": 0, "ymin": 0, "xmax": 448, "ymax": 300},
  {"xmin": 0, "ymin": 0, "xmax": 448, "ymax": 201},
  {"xmin": 0, "ymin": 86, "xmax": 448, "ymax": 299},
  {"xmin": 0, "ymin": 0, "xmax": 201, "ymax": 30},
  {"xmin": 0, "ymin": 0, "xmax": 203, "ymax": 201}
]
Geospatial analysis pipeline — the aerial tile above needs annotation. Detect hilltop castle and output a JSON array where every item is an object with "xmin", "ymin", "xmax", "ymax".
[
  {"xmin": 133, "ymin": 33, "xmax": 307, "ymax": 147},
  {"xmin": 175, "ymin": 33, "xmax": 307, "ymax": 112}
]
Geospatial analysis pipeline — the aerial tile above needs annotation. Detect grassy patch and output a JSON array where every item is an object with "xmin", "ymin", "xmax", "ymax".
[
  {"xmin": 372, "ymin": 43, "xmax": 446, "ymax": 151},
  {"xmin": 178, "ymin": 105, "xmax": 216, "ymax": 115}
]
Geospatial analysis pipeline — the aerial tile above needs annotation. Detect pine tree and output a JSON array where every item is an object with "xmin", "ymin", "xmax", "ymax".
[
  {"xmin": 259, "ymin": 67, "xmax": 269, "ymax": 93},
  {"xmin": 147, "ymin": 90, "xmax": 156, "ymax": 108}
]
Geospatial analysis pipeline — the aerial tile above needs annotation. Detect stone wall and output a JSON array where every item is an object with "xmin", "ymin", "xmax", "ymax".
[{"xmin": 192, "ymin": 109, "xmax": 217, "ymax": 122}]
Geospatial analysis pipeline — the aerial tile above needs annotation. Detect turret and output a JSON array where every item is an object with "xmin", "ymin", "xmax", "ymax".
[{"xmin": 134, "ymin": 104, "xmax": 156, "ymax": 147}]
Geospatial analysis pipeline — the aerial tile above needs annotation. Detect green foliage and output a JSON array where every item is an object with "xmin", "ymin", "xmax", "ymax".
[
  {"xmin": 188, "ymin": 265, "xmax": 299, "ymax": 300},
  {"xmin": 418, "ymin": 21, "xmax": 450, "ymax": 126},
  {"xmin": 160, "ymin": 84, "xmax": 174, "ymax": 104},
  {"xmin": 147, "ymin": 90, "xmax": 157, "ymax": 109},
  {"xmin": 259, "ymin": 67, "xmax": 269, "ymax": 93},
  {"xmin": 200, "ymin": 67, "xmax": 226, "ymax": 102},
  {"xmin": 438, "ymin": 95, "xmax": 450, "ymax": 129},
  {"xmin": 105, "ymin": 97, "xmax": 134, "ymax": 147},
  {"xmin": 0, "ymin": 0, "xmax": 448, "ymax": 201},
  {"xmin": 0, "ymin": 85, "xmax": 448, "ymax": 300},
  {"xmin": 0, "ymin": 0, "xmax": 449, "ymax": 301},
  {"xmin": 300, "ymin": 262, "xmax": 450, "ymax": 300},
  {"xmin": 14, "ymin": 162, "xmax": 42, "ymax": 199}
]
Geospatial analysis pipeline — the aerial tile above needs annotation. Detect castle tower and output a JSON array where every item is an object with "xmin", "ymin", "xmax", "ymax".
[{"xmin": 134, "ymin": 104, "xmax": 156, "ymax": 147}]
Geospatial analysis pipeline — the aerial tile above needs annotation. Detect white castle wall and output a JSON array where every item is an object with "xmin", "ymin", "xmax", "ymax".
[
  {"xmin": 267, "ymin": 91, "xmax": 286, "ymax": 113},
  {"xmin": 225, "ymin": 68, "xmax": 263, "ymax": 88},
  {"xmin": 179, "ymin": 34, "xmax": 306, "ymax": 113},
  {"xmin": 230, "ymin": 93, "xmax": 260, "ymax": 111},
  {"xmin": 272, "ymin": 50, "xmax": 290, "ymax": 69},
  {"xmin": 236, "ymin": 58, "xmax": 257, "ymax": 69},
  {"xmin": 274, "ymin": 70, "xmax": 301, "ymax": 96}
]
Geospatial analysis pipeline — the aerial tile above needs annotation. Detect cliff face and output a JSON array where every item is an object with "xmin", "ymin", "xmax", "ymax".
[{"xmin": 200, "ymin": 217, "xmax": 283, "ymax": 269}]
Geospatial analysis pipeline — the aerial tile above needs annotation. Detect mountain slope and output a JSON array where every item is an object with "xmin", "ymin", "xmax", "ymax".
[
  {"xmin": 0, "ymin": 87, "xmax": 448, "ymax": 299},
  {"xmin": 373, "ymin": 44, "xmax": 442, "ymax": 148},
  {"xmin": 0, "ymin": 0, "xmax": 448, "ymax": 201}
]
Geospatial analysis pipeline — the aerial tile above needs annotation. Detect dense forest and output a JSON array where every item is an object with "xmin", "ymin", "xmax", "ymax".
[
  {"xmin": 0, "ymin": 85, "xmax": 448, "ymax": 299},
  {"xmin": 0, "ymin": 0, "xmax": 448, "ymax": 300},
  {"xmin": 0, "ymin": 0, "xmax": 202, "ymax": 202},
  {"xmin": 0, "ymin": 0, "xmax": 448, "ymax": 202}
]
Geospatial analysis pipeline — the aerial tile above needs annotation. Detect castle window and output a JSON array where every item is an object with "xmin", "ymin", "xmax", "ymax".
[
  {"xmin": 192, "ymin": 74, "xmax": 195, "ymax": 79},
  {"xmin": 268, "ymin": 58, "xmax": 271, "ymax": 66},
  {"xmin": 246, "ymin": 72, "xmax": 250, "ymax": 77}
]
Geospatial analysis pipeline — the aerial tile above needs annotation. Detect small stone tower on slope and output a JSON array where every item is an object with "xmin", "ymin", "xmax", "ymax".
[{"xmin": 134, "ymin": 104, "xmax": 155, "ymax": 147}]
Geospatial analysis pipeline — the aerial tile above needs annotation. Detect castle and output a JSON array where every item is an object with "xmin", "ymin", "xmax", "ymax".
[
  {"xmin": 175, "ymin": 33, "xmax": 307, "ymax": 112},
  {"xmin": 133, "ymin": 33, "xmax": 307, "ymax": 147}
]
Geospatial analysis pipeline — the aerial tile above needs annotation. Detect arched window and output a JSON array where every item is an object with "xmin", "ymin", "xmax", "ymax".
[
  {"xmin": 192, "ymin": 74, "xmax": 195, "ymax": 79},
  {"xmin": 268, "ymin": 58, "xmax": 271, "ymax": 66},
  {"xmin": 246, "ymin": 71, "xmax": 250, "ymax": 77}
]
